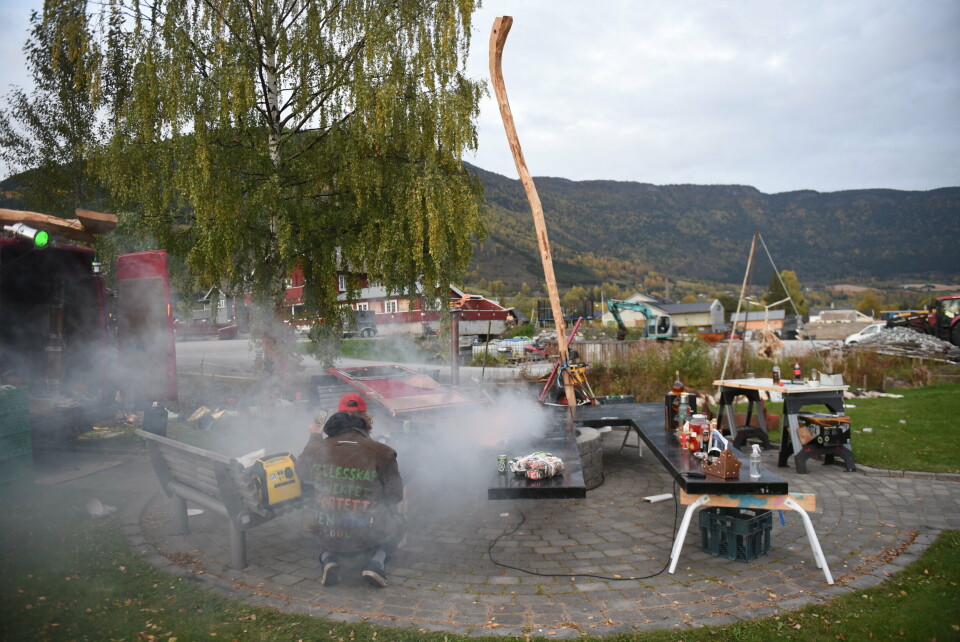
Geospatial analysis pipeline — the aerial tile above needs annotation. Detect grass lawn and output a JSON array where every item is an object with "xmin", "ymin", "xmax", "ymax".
[
  {"xmin": 844, "ymin": 383, "xmax": 960, "ymax": 474},
  {"xmin": 1, "ymin": 482, "xmax": 958, "ymax": 641},
  {"xmin": 730, "ymin": 382, "xmax": 959, "ymax": 474}
]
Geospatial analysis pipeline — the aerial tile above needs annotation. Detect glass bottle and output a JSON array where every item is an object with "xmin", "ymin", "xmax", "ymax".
[
  {"xmin": 670, "ymin": 371, "xmax": 684, "ymax": 427},
  {"xmin": 750, "ymin": 444, "xmax": 762, "ymax": 479}
]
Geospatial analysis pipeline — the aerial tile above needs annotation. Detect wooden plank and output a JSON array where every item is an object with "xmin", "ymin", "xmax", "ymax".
[
  {"xmin": 680, "ymin": 489, "xmax": 816, "ymax": 511},
  {"xmin": 75, "ymin": 208, "xmax": 118, "ymax": 234},
  {"xmin": 0, "ymin": 208, "xmax": 98, "ymax": 243},
  {"xmin": 489, "ymin": 16, "xmax": 576, "ymax": 415}
]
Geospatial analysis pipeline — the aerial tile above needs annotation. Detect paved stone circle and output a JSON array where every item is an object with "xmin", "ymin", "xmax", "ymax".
[{"xmin": 132, "ymin": 431, "xmax": 960, "ymax": 637}]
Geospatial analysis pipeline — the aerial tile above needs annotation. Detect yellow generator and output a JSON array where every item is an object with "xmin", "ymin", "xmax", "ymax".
[{"xmin": 252, "ymin": 453, "xmax": 302, "ymax": 507}]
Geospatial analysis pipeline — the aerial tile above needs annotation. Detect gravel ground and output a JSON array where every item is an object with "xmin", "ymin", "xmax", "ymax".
[{"xmin": 851, "ymin": 327, "xmax": 960, "ymax": 362}]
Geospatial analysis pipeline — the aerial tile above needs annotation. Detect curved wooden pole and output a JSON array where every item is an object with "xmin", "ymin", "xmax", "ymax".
[{"xmin": 489, "ymin": 16, "xmax": 577, "ymax": 416}]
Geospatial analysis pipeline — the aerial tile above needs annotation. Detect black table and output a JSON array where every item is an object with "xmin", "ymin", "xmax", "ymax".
[
  {"xmin": 572, "ymin": 403, "xmax": 833, "ymax": 584},
  {"xmin": 574, "ymin": 404, "xmax": 788, "ymax": 495},
  {"xmin": 487, "ymin": 414, "xmax": 586, "ymax": 500}
]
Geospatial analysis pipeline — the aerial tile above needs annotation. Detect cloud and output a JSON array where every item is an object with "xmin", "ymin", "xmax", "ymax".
[{"xmin": 468, "ymin": 1, "xmax": 960, "ymax": 193}]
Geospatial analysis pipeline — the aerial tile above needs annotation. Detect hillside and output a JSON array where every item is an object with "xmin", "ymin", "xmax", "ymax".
[
  {"xmin": 467, "ymin": 163, "xmax": 960, "ymax": 288},
  {"xmin": 4, "ymin": 166, "xmax": 957, "ymax": 290}
]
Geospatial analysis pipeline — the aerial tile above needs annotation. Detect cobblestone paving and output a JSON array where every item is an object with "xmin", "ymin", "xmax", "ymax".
[{"xmin": 130, "ymin": 431, "xmax": 960, "ymax": 638}]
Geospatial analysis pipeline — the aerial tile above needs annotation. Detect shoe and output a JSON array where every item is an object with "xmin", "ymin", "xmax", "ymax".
[
  {"xmin": 321, "ymin": 560, "xmax": 340, "ymax": 586},
  {"xmin": 362, "ymin": 561, "xmax": 388, "ymax": 588}
]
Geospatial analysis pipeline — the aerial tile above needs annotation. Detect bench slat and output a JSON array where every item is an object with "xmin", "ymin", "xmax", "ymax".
[{"xmin": 136, "ymin": 429, "xmax": 234, "ymax": 464}]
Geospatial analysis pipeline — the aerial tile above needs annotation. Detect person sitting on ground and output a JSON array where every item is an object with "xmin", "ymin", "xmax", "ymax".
[{"xmin": 296, "ymin": 394, "xmax": 404, "ymax": 588}]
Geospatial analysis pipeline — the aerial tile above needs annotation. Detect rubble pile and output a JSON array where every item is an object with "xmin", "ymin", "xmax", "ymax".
[{"xmin": 853, "ymin": 327, "xmax": 960, "ymax": 362}]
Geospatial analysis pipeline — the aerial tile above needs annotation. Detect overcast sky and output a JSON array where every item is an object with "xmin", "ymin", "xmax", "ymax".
[{"xmin": 1, "ymin": 0, "xmax": 958, "ymax": 194}]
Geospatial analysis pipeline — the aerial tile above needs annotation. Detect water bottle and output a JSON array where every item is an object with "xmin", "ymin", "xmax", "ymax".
[{"xmin": 750, "ymin": 444, "xmax": 762, "ymax": 479}]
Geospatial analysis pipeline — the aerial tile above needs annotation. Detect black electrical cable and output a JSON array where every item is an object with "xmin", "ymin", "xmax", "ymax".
[{"xmin": 487, "ymin": 479, "xmax": 681, "ymax": 581}]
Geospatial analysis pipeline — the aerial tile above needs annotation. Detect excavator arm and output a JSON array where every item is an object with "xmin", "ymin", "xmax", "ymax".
[{"xmin": 606, "ymin": 299, "xmax": 673, "ymax": 341}]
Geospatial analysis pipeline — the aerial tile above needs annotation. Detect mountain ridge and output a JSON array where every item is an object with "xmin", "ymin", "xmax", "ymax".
[{"xmin": 466, "ymin": 163, "xmax": 960, "ymax": 288}]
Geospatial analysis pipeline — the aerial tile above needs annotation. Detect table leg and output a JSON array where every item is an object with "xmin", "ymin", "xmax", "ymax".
[
  {"xmin": 784, "ymin": 496, "xmax": 834, "ymax": 585},
  {"xmin": 669, "ymin": 494, "xmax": 711, "ymax": 574}
]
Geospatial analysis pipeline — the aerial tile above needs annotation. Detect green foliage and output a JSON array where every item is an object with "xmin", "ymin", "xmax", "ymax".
[
  {"xmin": 78, "ymin": 0, "xmax": 485, "ymax": 332},
  {"xmin": 501, "ymin": 322, "xmax": 537, "ymax": 339},
  {"xmin": 764, "ymin": 269, "xmax": 807, "ymax": 316},
  {"xmin": 588, "ymin": 339, "xmax": 716, "ymax": 402},
  {"xmin": 338, "ymin": 335, "xmax": 437, "ymax": 363},
  {"xmin": 0, "ymin": 0, "xmax": 104, "ymax": 215}
]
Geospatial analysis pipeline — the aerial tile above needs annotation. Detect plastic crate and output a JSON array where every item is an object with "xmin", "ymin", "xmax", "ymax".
[{"xmin": 699, "ymin": 507, "xmax": 772, "ymax": 562}]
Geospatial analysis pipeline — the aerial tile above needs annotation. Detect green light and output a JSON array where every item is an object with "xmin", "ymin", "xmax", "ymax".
[{"xmin": 34, "ymin": 229, "xmax": 50, "ymax": 248}]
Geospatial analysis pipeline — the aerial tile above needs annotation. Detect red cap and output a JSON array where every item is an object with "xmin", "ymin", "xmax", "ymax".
[{"xmin": 337, "ymin": 393, "xmax": 367, "ymax": 413}]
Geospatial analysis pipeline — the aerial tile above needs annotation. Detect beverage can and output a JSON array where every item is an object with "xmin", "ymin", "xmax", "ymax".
[{"xmin": 497, "ymin": 455, "xmax": 507, "ymax": 473}]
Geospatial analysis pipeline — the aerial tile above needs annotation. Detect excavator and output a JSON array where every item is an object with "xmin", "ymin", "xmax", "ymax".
[{"xmin": 606, "ymin": 299, "xmax": 674, "ymax": 341}]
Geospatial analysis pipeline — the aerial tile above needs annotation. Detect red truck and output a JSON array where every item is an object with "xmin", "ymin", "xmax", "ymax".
[
  {"xmin": 0, "ymin": 229, "xmax": 177, "ymax": 443},
  {"xmin": 886, "ymin": 294, "xmax": 960, "ymax": 347}
]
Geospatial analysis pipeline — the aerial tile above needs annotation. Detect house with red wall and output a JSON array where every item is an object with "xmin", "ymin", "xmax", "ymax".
[{"xmin": 284, "ymin": 268, "xmax": 509, "ymax": 338}]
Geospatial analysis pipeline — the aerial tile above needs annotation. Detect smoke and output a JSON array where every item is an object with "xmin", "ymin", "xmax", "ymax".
[{"xmin": 384, "ymin": 387, "xmax": 554, "ymax": 522}]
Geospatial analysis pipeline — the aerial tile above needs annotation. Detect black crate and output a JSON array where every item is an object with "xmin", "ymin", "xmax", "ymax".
[{"xmin": 699, "ymin": 507, "xmax": 772, "ymax": 562}]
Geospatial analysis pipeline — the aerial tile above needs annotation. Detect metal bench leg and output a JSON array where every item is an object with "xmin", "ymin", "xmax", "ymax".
[
  {"xmin": 173, "ymin": 495, "xmax": 189, "ymax": 534},
  {"xmin": 784, "ymin": 496, "xmax": 834, "ymax": 585},
  {"xmin": 230, "ymin": 520, "xmax": 248, "ymax": 569},
  {"xmin": 669, "ymin": 494, "xmax": 710, "ymax": 574}
]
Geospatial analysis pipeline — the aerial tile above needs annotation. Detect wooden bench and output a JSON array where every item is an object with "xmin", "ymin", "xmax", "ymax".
[{"xmin": 136, "ymin": 429, "xmax": 302, "ymax": 568}]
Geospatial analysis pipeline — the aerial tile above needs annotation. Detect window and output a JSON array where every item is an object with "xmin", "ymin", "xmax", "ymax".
[
  {"xmin": 384, "ymin": 300, "xmax": 399, "ymax": 314},
  {"xmin": 338, "ymin": 275, "xmax": 347, "ymax": 292},
  {"xmin": 354, "ymin": 302, "xmax": 368, "ymax": 311}
]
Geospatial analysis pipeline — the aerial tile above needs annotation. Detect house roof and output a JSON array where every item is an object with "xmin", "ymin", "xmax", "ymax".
[
  {"xmin": 625, "ymin": 292, "xmax": 675, "ymax": 306},
  {"xmin": 660, "ymin": 301, "xmax": 717, "ymax": 315},
  {"xmin": 731, "ymin": 310, "xmax": 786, "ymax": 322}
]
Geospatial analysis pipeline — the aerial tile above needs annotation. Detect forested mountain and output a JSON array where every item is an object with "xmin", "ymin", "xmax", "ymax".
[
  {"xmin": 4, "ymin": 165, "xmax": 957, "ymax": 290},
  {"xmin": 467, "ymin": 163, "xmax": 960, "ymax": 288}
]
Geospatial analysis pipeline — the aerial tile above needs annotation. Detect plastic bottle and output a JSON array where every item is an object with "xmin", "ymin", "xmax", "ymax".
[
  {"xmin": 750, "ymin": 444, "xmax": 762, "ymax": 479},
  {"xmin": 772, "ymin": 365, "xmax": 781, "ymax": 385},
  {"xmin": 793, "ymin": 360, "xmax": 802, "ymax": 380}
]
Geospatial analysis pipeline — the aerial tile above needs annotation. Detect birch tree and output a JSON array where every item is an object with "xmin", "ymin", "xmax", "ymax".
[
  {"xmin": 84, "ymin": 0, "xmax": 484, "ymax": 369},
  {"xmin": 0, "ymin": 0, "xmax": 104, "ymax": 214}
]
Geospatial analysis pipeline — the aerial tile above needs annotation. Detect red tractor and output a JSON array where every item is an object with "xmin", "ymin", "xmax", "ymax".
[{"xmin": 886, "ymin": 294, "xmax": 960, "ymax": 347}]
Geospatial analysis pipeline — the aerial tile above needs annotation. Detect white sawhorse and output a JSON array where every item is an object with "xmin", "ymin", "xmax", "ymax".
[{"xmin": 670, "ymin": 490, "xmax": 834, "ymax": 585}]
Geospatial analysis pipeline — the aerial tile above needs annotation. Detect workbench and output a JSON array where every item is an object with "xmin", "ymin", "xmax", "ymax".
[
  {"xmin": 713, "ymin": 378, "xmax": 855, "ymax": 474},
  {"xmin": 574, "ymin": 403, "xmax": 834, "ymax": 584}
]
